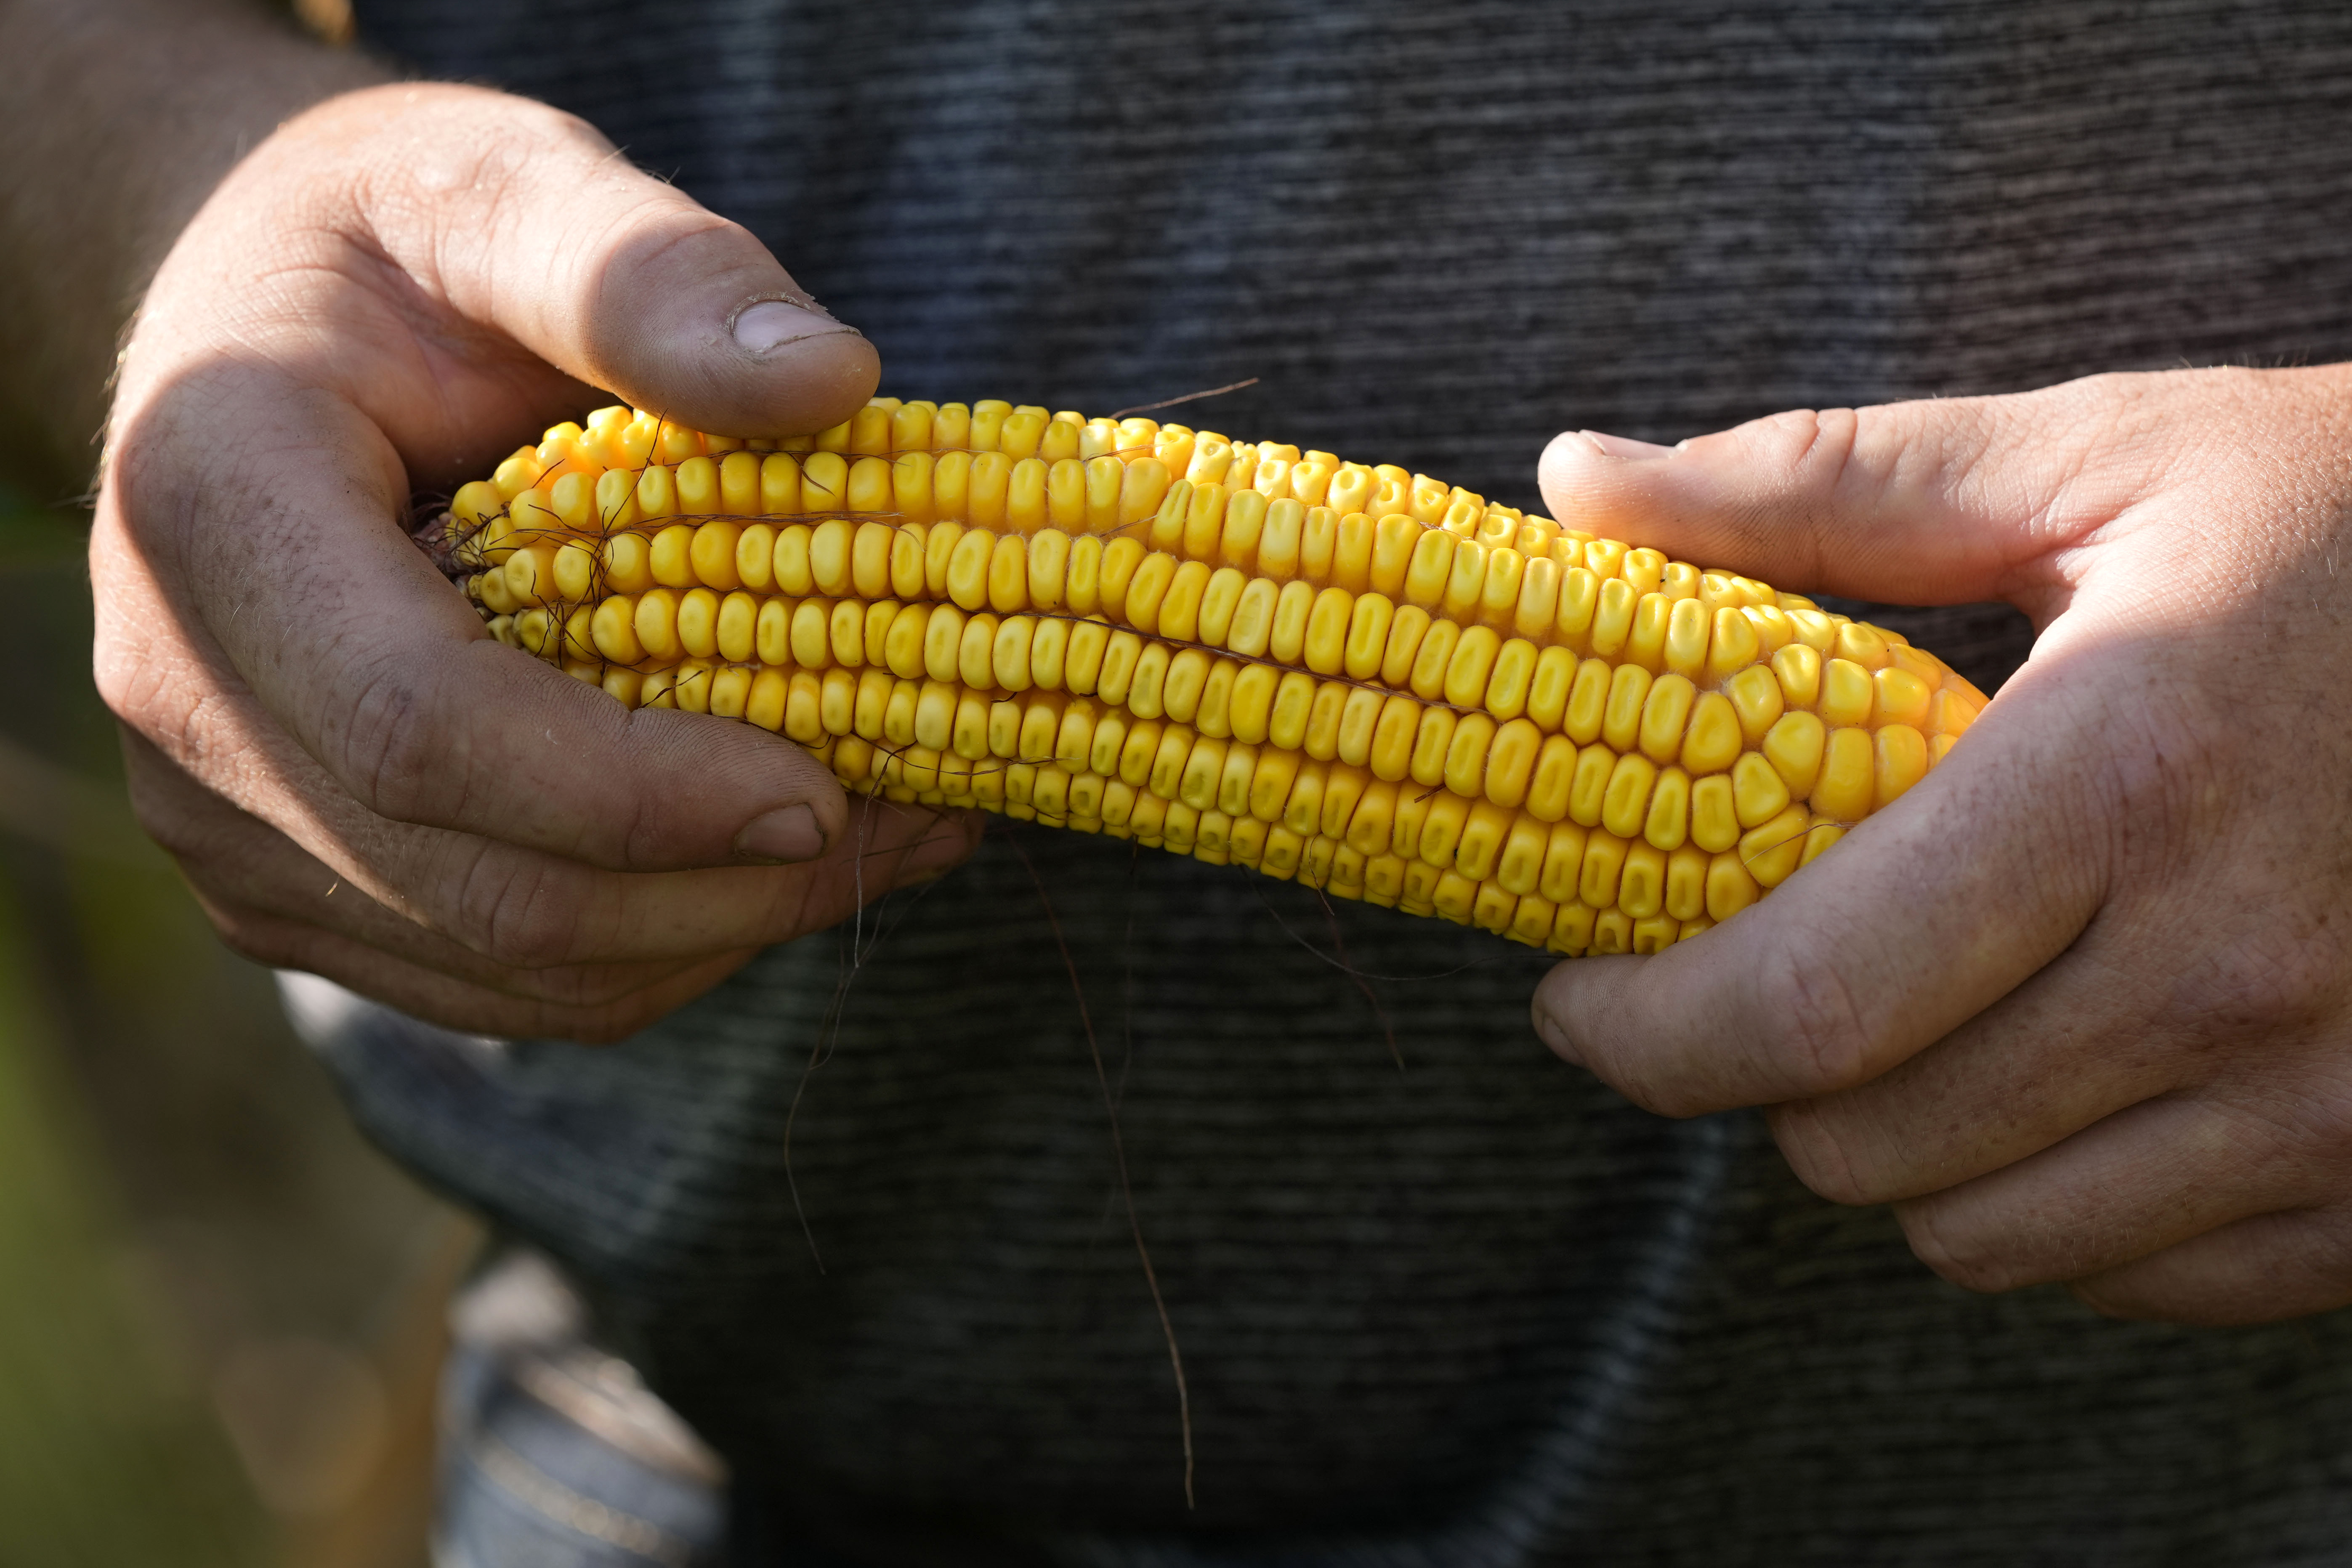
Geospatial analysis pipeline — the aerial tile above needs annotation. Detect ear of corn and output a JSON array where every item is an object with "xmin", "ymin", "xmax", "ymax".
[{"xmin": 425, "ymin": 398, "xmax": 1986, "ymax": 957}]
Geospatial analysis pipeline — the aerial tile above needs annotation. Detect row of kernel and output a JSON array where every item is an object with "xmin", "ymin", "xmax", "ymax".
[
  {"xmin": 584, "ymin": 625, "xmax": 1948, "ymax": 865},
  {"xmin": 811, "ymin": 702, "xmax": 1817, "ymax": 917},
  {"xmin": 478, "ymin": 563, "xmax": 1983, "ymax": 790},
  {"xmin": 1135, "ymin": 478, "xmax": 1777, "ymax": 602},
  {"xmin": 481, "ymin": 575, "xmax": 1979, "ymax": 798},
  {"xmin": 456, "ymin": 447, "xmax": 1180, "ymax": 561},
  {"xmin": 814, "ymin": 728, "xmax": 1824, "ymax": 951},
  {"xmin": 587, "ymin": 666, "xmax": 1800, "ymax": 959}
]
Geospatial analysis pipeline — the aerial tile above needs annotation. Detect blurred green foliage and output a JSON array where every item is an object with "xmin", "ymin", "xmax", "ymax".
[{"xmin": 0, "ymin": 477, "xmax": 446, "ymax": 1564}]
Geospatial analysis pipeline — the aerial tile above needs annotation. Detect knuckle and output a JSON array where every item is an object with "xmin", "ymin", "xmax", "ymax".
[
  {"xmin": 2175, "ymin": 930, "xmax": 2347, "ymax": 1044},
  {"xmin": 442, "ymin": 848, "xmax": 594, "ymax": 970},
  {"xmin": 332, "ymin": 655, "xmax": 461, "ymax": 825}
]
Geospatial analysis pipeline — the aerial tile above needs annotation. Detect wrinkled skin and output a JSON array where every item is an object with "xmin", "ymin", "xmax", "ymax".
[
  {"xmin": 94, "ymin": 83, "xmax": 979, "ymax": 1042},
  {"xmin": 1532, "ymin": 366, "xmax": 2352, "ymax": 1326}
]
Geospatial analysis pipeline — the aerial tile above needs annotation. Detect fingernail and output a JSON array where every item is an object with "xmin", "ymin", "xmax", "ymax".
[
  {"xmin": 734, "ymin": 803, "xmax": 827, "ymax": 863},
  {"xmin": 1581, "ymin": 430, "xmax": 1678, "ymax": 460},
  {"xmin": 732, "ymin": 298, "xmax": 849, "ymax": 354}
]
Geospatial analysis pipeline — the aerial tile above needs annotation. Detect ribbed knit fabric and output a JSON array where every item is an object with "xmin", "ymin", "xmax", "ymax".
[{"xmin": 328, "ymin": 3, "xmax": 2352, "ymax": 1562}]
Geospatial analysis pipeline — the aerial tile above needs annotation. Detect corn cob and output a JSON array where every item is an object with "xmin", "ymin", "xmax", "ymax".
[{"xmin": 424, "ymin": 399, "xmax": 1985, "ymax": 957}]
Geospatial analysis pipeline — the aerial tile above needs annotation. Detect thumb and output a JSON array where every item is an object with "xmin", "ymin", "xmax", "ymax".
[
  {"xmin": 1536, "ymin": 385, "xmax": 2118, "ymax": 606},
  {"xmin": 376, "ymin": 84, "xmax": 877, "ymax": 436}
]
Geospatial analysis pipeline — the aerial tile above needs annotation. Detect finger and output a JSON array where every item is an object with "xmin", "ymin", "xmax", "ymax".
[
  {"xmin": 180, "ymin": 83, "xmax": 877, "ymax": 451},
  {"xmin": 2070, "ymin": 1209, "xmax": 2352, "ymax": 1326},
  {"xmin": 1891, "ymin": 1095, "xmax": 2311, "ymax": 1294},
  {"xmin": 343, "ymin": 84, "xmax": 878, "ymax": 439},
  {"xmin": 98, "ymin": 383, "xmax": 871, "ymax": 872},
  {"xmin": 1533, "ymin": 375, "xmax": 2168, "ymax": 609},
  {"xmin": 223, "ymin": 898, "xmax": 760, "ymax": 1044},
  {"xmin": 122, "ymin": 720, "xmax": 981, "ymax": 969},
  {"xmin": 138, "ymin": 747, "xmax": 724, "ymax": 1004},
  {"xmin": 1530, "ymin": 637, "xmax": 2116, "ymax": 1116},
  {"xmin": 1764, "ymin": 912, "xmax": 2176, "ymax": 1204}
]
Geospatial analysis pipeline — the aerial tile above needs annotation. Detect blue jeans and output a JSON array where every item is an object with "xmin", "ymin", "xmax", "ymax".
[{"xmin": 434, "ymin": 1252, "xmax": 730, "ymax": 1568}]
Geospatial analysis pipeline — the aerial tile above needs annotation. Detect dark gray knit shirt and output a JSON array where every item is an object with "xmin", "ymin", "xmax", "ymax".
[{"xmin": 330, "ymin": 2, "xmax": 2352, "ymax": 1561}]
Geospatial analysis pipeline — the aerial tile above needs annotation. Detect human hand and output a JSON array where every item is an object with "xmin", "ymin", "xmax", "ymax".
[
  {"xmin": 1529, "ymin": 365, "xmax": 2352, "ymax": 1325},
  {"xmin": 94, "ymin": 83, "xmax": 978, "ymax": 1042}
]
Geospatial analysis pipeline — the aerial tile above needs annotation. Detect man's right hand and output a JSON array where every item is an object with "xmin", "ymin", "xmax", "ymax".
[{"xmin": 93, "ymin": 82, "xmax": 979, "ymax": 1042}]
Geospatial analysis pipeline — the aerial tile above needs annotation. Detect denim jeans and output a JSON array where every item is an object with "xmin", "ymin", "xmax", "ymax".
[{"xmin": 433, "ymin": 1251, "xmax": 731, "ymax": 1568}]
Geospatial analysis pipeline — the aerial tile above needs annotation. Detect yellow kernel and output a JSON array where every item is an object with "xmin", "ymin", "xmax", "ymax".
[
  {"xmin": 1618, "ymin": 842, "xmax": 1667, "ymax": 919},
  {"xmin": 1663, "ymin": 596, "xmax": 1711, "ymax": 679},
  {"xmin": 958, "ymin": 612, "xmax": 1000, "ymax": 692},
  {"xmin": 1786, "ymin": 608, "xmax": 1837, "ymax": 651},
  {"xmin": 1819, "ymin": 658, "xmax": 1874, "ymax": 727},
  {"xmin": 1344, "ymin": 592, "xmax": 1395, "ymax": 681},
  {"xmin": 1705, "ymin": 606, "xmax": 1762, "ymax": 683},
  {"xmin": 649, "ymin": 523, "xmax": 697, "ymax": 588},
  {"xmin": 1678, "ymin": 691, "xmax": 1743, "ymax": 775},
  {"xmin": 1123, "ymin": 551, "xmax": 1177, "ymax": 632},
  {"xmin": 915, "ymin": 682, "xmax": 955, "ymax": 750},
  {"xmin": 1875, "ymin": 724, "xmax": 1929, "ymax": 809},
  {"xmin": 1579, "ymin": 830, "xmax": 1631, "ymax": 909},
  {"xmin": 1810, "ymin": 726, "xmax": 1876, "ymax": 821},
  {"xmin": 1304, "ymin": 587, "xmax": 1354, "ymax": 675},
  {"xmin": 1725, "ymin": 664, "xmax": 1785, "ymax": 745},
  {"xmin": 1524, "ymin": 734, "xmax": 1579, "ymax": 823},
  {"xmin": 827, "ymin": 596, "xmax": 866, "ymax": 666},
  {"xmin": 1773, "ymin": 643, "xmax": 1823, "ymax": 710},
  {"xmin": 1601, "ymin": 752, "xmax": 1658, "ymax": 840},
  {"xmin": 1623, "ymin": 548, "xmax": 1666, "ymax": 596},
  {"xmin": 1762, "ymin": 711, "xmax": 1826, "ymax": 798},
  {"xmin": 759, "ymin": 454, "xmax": 802, "ymax": 515},
  {"xmin": 1738, "ymin": 805, "xmax": 1811, "ymax": 888},
  {"xmin": 1835, "ymin": 621, "xmax": 1890, "ymax": 670},
  {"xmin": 1408, "ymin": 619, "xmax": 1459, "ymax": 700},
  {"xmin": 1444, "ymin": 626, "xmax": 1503, "ymax": 709},
  {"xmin": 1538, "ymin": 821, "xmax": 1589, "ymax": 904},
  {"xmin": 1690, "ymin": 774, "xmax": 1740, "ymax": 852},
  {"xmin": 1456, "ymin": 800, "xmax": 1516, "ymax": 882},
  {"xmin": 1444, "ymin": 712, "xmax": 1498, "ymax": 799},
  {"xmin": 1163, "ymin": 648, "xmax": 1213, "ymax": 725},
  {"xmin": 1637, "ymin": 673, "xmax": 1697, "ymax": 765},
  {"xmin": 1483, "ymin": 638, "xmax": 1538, "ymax": 721},
  {"xmin": 1419, "ymin": 792, "xmax": 1473, "ymax": 869},
  {"xmin": 1408, "ymin": 704, "xmax": 1458, "ymax": 787},
  {"xmin": 1526, "ymin": 646, "xmax": 1577, "ymax": 734},
  {"xmin": 1589, "ymin": 577, "xmax": 1638, "ymax": 658},
  {"xmin": 1626, "ymin": 592, "xmax": 1672, "ymax": 673},
  {"xmin": 590, "ymin": 596, "xmax": 643, "ymax": 663},
  {"xmin": 992, "ymin": 615, "xmax": 1036, "ymax": 691},
  {"xmin": 1872, "ymin": 666, "xmax": 1934, "ymax": 728},
  {"xmin": 1706, "ymin": 850, "xmax": 1761, "ymax": 921},
  {"xmin": 1666, "ymin": 844, "xmax": 1711, "ymax": 922},
  {"xmin": 1644, "ymin": 766, "xmax": 1691, "ymax": 852},
  {"xmin": 1127, "ymin": 642, "xmax": 1172, "ymax": 719},
  {"xmin": 1929, "ymin": 687, "xmax": 1980, "ymax": 737},
  {"xmin": 1555, "ymin": 567, "xmax": 1601, "ymax": 648},
  {"xmin": 1497, "ymin": 814, "xmax": 1550, "ymax": 896}
]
